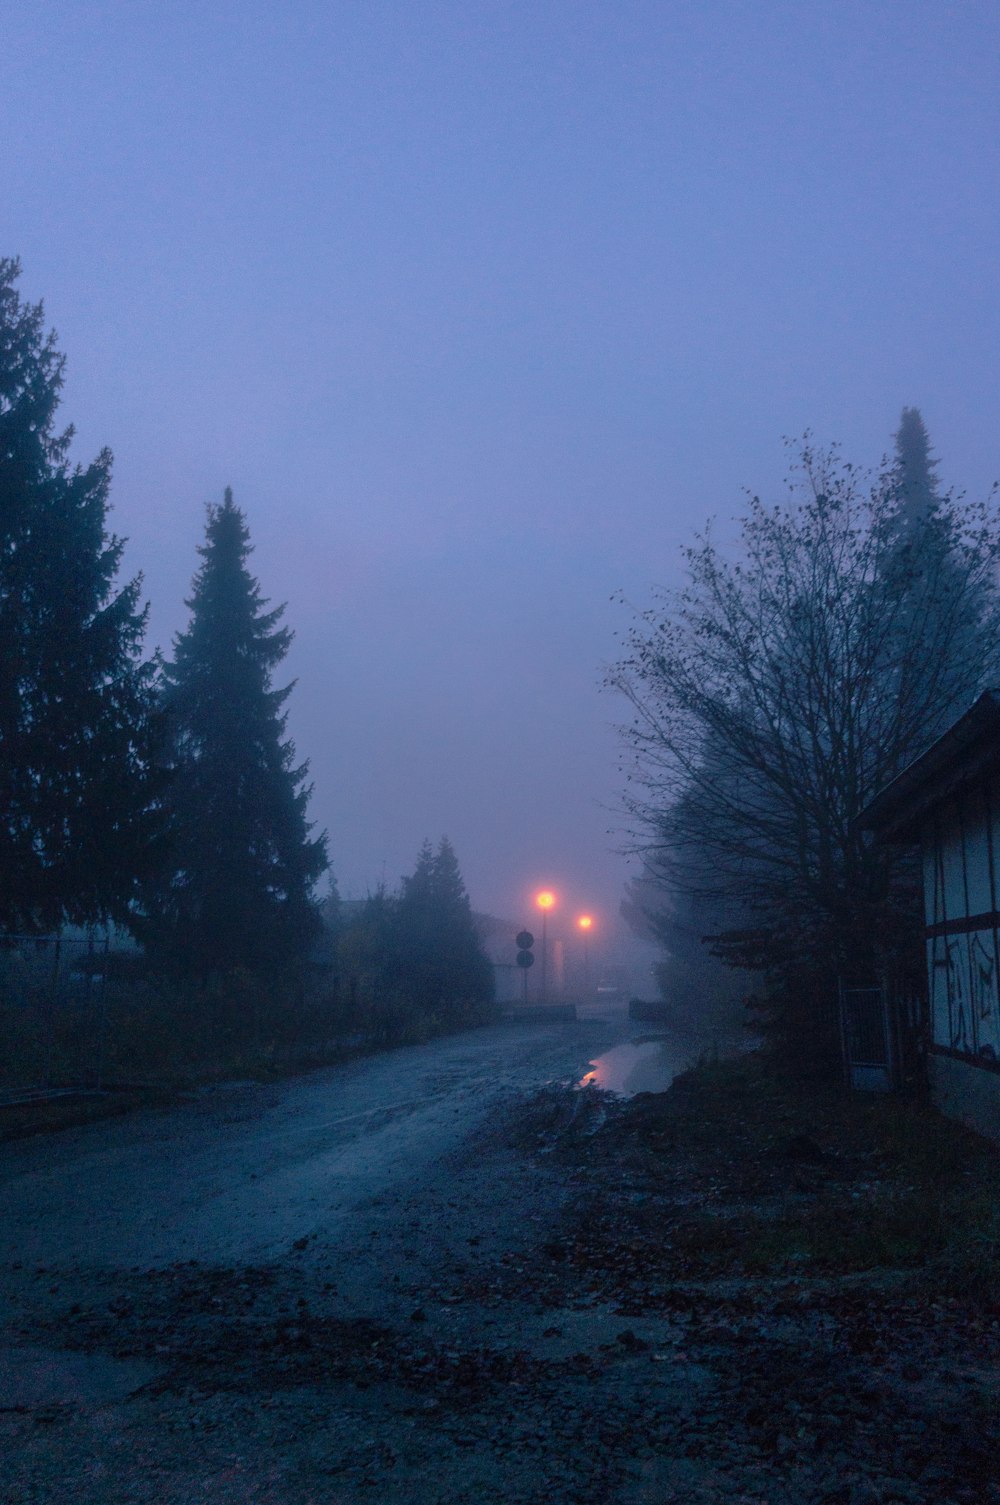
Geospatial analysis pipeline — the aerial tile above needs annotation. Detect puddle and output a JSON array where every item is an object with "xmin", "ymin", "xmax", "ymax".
[{"xmin": 578, "ymin": 1037, "xmax": 682, "ymax": 1096}]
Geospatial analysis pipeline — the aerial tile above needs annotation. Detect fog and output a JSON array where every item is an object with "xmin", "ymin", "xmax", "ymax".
[{"xmin": 4, "ymin": 2, "xmax": 998, "ymax": 971}]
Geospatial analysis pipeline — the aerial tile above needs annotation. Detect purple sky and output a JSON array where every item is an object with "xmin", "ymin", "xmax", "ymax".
[{"xmin": 4, "ymin": 2, "xmax": 999, "ymax": 963}]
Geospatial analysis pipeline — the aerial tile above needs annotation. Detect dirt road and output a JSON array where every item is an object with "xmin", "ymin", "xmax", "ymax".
[
  {"xmin": 3, "ymin": 1006, "xmax": 701, "ymax": 1504},
  {"xmin": 4, "ymin": 1016, "xmax": 998, "ymax": 1503},
  {"xmin": 0, "ymin": 1011, "xmax": 639, "ymax": 1270}
]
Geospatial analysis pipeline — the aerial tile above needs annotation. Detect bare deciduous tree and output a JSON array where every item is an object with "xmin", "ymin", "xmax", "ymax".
[{"xmin": 612, "ymin": 429, "xmax": 1000, "ymax": 1058}]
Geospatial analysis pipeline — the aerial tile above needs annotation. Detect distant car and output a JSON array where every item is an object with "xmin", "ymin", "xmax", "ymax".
[{"xmin": 595, "ymin": 962, "xmax": 630, "ymax": 994}]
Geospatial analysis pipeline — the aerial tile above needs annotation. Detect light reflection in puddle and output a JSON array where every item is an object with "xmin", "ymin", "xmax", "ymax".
[{"xmin": 578, "ymin": 1037, "xmax": 682, "ymax": 1096}]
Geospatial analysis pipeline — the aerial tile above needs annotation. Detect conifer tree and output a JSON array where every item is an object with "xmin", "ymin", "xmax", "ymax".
[
  {"xmin": 146, "ymin": 490, "xmax": 326, "ymax": 975},
  {"xmin": 893, "ymin": 406, "xmax": 940, "ymax": 529},
  {"xmin": 393, "ymin": 837, "xmax": 494, "ymax": 1018},
  {"xmin": 0, "ymin": 257, "xmax": 157, "ymax": 932},
  {"xmin": 881, "ymin": 407, "xmax": 997, "ymax": 750}
]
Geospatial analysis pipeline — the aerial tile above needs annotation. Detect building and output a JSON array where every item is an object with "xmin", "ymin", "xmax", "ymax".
[{"xmin": 860, "ymin": 691, "xmax": 1000, "ymax": 1140}]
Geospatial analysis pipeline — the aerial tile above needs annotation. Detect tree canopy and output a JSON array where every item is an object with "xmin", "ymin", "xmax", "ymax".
[{"xmin": 0, "ymin": 257, "xmax": 158, "ymax": 932}]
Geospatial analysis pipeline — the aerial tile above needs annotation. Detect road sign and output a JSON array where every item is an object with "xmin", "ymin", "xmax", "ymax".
[
  {"xmin": 516, "ymin": 949, "xmax": 535, "ymax": 969},
  {"xmin": 516, "ymin": 931, "xmax": 534, "ymax": 950}
]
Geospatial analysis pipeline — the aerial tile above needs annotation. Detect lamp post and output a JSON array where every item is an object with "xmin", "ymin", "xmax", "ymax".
[
  {"xmin": 577, "ymin": 914, "xmax": 593, "ymax": 997},
  {"xmin": 535, "ymin": 890, "xmax": 555, "ymax": 1002}
]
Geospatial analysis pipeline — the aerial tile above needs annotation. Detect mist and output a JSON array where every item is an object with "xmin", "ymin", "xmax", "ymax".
[{"xmin": 3, "ymin": 3, "xmax": 998, "ymax": 975}]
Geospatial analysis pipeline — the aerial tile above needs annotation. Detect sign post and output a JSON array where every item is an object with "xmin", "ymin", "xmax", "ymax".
[{"xmin": 515, "ymin": 930, "xmax": 534, "ymax": 1004}]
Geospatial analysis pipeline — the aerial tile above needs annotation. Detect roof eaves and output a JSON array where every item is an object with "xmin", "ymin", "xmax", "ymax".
[{"xmin": 858, "ymin": 691, "xmax": 1000, "ymax": 841}]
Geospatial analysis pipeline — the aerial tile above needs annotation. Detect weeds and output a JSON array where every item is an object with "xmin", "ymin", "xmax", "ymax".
[{"xmin": 1, "ymin": 955, "xmax": 500, "ymax": 1096}]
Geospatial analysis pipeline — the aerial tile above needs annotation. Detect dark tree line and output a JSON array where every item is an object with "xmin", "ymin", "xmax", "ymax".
[
  {"xmin": 388, "ymin": 836, "xmax": 494, "ymax": 1021},
  {"xmin": 1, "ymin": 257, "xmax": 493, "ymax": 1026},
  {"xmin": 334, "ymin": 838, "xmax": 495, "ymax": 1040},
  {"xmin": 614, "ymin": 415, "xmax": 1000, "ymax": 1070}
]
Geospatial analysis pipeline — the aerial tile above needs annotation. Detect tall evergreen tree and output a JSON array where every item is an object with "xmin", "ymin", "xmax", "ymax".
[
  {"xmin": 0, "ymin": 257, "xmax": 158, "ymax": 932},
  {"xmin": 881, "ymin": 407, "xmax": 996, "ymax": 752},
  {"xmin": 393, "ymin": 837, "xmax": 494, "ymax": 1019},
  {"xmin": 146, "ymin": 490, "xmax": 326, "ymax": 975},
  {"xmin": 893, "ymin": 406, "xmax": 941, "ymax": 532}
]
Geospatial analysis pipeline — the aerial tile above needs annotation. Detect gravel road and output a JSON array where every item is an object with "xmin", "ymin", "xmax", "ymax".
[{"xmin": 2, "ymin": 1005, "xmax": 702, "ymax": 1504}]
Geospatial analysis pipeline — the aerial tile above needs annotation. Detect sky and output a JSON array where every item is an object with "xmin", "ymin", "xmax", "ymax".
[{"xmin": 3, "ymin": 1, "xmax": 999, "ymax": 970}]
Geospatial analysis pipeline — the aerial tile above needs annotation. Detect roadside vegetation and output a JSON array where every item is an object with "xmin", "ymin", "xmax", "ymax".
[{"xmin": 0, "ymin": 854, "xmax": 498, "ymax": 1106}]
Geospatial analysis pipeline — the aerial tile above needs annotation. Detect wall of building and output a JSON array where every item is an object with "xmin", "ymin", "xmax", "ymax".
[
  {"xmin": 923, "ymin": 785, "xmax": 1000, "ymax": 1060},
  {"xmin": 930, "ymin": 1052, "xmax": 1000, "ymax": 1143}
]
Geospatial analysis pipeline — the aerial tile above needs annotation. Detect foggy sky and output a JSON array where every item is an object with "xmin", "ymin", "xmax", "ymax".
[{"xmin": 3, "ymin": 2, "xmax": 999, "ymax": 965}]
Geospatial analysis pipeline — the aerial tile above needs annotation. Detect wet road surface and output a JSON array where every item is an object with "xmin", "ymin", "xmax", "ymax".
[
  {"xmin": 0, "ymin": 1007, "xmax": 702, "ymax": 1504},
  {"xmin": 0, "ymin": 1008, "xmax": 660, "ymax": 1270}
]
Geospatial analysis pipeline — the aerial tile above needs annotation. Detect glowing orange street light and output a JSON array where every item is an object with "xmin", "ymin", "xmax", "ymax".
[
  {"xmin": 535, "ymin": 890, "xmax": 556, "ymax": 1001},
  {"xmin": 577, "ymin": 915, "xmax": 594, "ymax": 995}
]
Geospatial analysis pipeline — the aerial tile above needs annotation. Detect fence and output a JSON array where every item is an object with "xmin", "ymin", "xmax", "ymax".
[{"xmin": 0, "ymin": 934, "xmax": 112, "ymax": 1097}]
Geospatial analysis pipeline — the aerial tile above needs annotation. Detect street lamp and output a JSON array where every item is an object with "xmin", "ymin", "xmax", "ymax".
[
  {"xmin": 577, "ymin": 914, "xmax": 593, "ymax": 997},
  {"xmin": 535, "ymin": 890, "xmax": 555, "ymax": 1002}
]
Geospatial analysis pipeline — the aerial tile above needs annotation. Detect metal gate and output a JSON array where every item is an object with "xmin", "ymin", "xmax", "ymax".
[{"xmin": 839, "ymin": 983, "xmax": 894, "ymax": 1092}]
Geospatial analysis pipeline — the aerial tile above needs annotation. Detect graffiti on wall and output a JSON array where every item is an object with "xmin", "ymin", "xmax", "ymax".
[{"xmin": 933, "ymin": 930, "xmax": 1000, "ymax": 1061}]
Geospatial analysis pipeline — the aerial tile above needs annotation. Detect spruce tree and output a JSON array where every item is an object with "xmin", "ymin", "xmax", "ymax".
[
  {"xmin": 394, "ymin": 837, "xmax": 494, "ymax": 1019},
  {"xmin": 0, "ymin": 257, "xmax": 157, "ymax": 932},
  {"xmin": 882, "ymin": 407, "xmax": 998, "ymax": 748},
  {"xmin": 893, "ymin": 406, "xmax": 942, "ymax": 531},
  {"xmin": 147, "ymin": 490, "xmax": 326, "ymax": 975}
]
